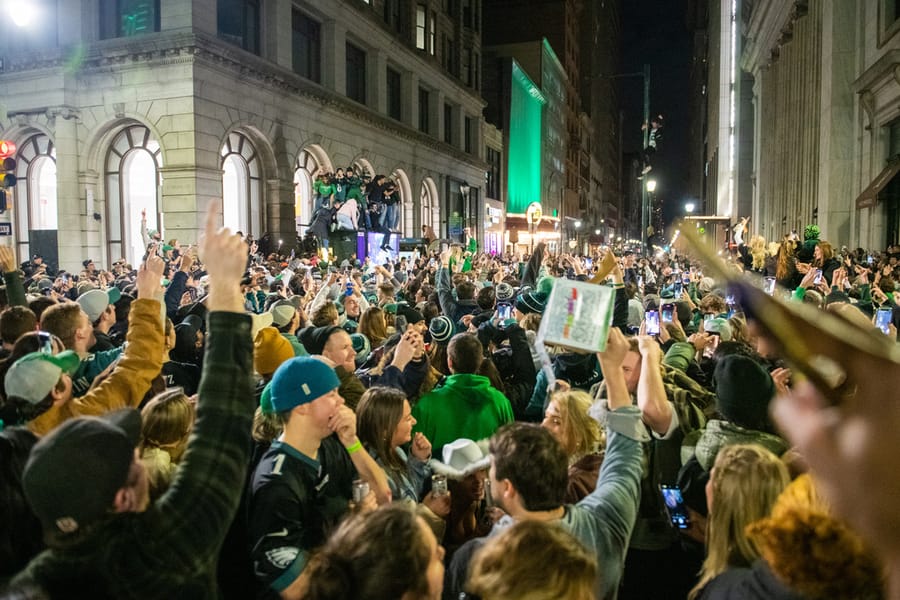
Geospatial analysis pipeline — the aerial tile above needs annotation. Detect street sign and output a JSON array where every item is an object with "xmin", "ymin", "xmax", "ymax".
[
  {"xmin": 0, "ymin": 223, "xmax": 12, "ymax": 236},
  {"xmin": 526, "ymin": 202, "xmax": 542, "ymax": 225}
]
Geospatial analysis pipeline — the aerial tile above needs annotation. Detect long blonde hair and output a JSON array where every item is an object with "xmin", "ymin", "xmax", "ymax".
[
  {"xmin": 689, "ymin": 444, "xmax": 790, "ymax": 599},
  {"xmin": 749, "ymin": 235, "xmax": 767, "ymax": 271},
  {"xmin": 548, "ymin": 390, "xmax": 603, "ymax": 461}
]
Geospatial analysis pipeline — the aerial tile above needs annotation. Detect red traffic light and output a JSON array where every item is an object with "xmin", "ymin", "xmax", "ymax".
[{"xmin": 0, "ymin": 140, "xmax": 16, "ymax": 159}]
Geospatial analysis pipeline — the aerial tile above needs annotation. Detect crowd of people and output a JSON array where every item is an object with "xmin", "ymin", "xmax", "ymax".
[
  {"xmin": 1, "ymin": 207, "xmax": 899, "ymax": 600},
  {"xmin": 308, "ymin": 169, "xmax": 402, "ymax": 252}
]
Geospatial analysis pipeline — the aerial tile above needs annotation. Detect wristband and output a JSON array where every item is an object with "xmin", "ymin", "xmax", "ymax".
[{"xmin": 345, "ymin": 440, "xmax": 363, "ymax": 454}]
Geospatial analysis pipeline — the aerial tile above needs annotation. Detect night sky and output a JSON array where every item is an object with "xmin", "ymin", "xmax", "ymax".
[{"xmin": 619, "ymin": 0, "xmax": 693, "ymax": 225}]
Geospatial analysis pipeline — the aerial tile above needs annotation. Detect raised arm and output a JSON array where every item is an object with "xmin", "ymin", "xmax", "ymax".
[
  {"xmin": 0, "ymin": 246, "xmax": 27, "ymax": 307},
  {"xmin": 145, "ymin": 202, "xmax": 254, "ymax": 567},
  {"xmin": 73, "ymin": 255, "xmax": 166, "ymax": 416}
]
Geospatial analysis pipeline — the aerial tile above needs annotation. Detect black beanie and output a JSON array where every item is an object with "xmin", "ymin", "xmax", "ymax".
[
  {"xmin": 299, "ymin": 325, "xmax": 342, "ymax": 355},
  {"xmin": 713, "ymin": 354, "xmax": 775, "ymax": 431}
]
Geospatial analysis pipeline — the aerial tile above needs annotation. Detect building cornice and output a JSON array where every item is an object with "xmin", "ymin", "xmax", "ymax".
[
  {"xmin": 853, "ymin": 49, "xmax": 900, "ymax": 95},
  {"xmin": 741, "ymin": 0, "xmax": 809, "ymax": 73},
  {"xmin": 0, "ymin": 31, "xmax": 486, "ymax": 171}
]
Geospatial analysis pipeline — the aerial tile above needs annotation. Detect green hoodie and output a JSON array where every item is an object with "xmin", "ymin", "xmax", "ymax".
[{"xmin": 412, "ymin": 373, "xmax": 514, "ymax": 455}]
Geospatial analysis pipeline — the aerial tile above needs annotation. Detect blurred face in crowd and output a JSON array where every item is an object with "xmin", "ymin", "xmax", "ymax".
[
  {"xmin": 344, "ymin": 296, "xmax": 360, "ymax": 319},
  {"xmin": 116, "ymin": 450, "xmax": 151, "ymax": 514},
  {"xmin": 454, "ymin": 469, "xmax": 488, "ymax": 505},
  {"xmin": 419, "ymin": 517, "xmax": 445, "ymax": 599},
  {"xmin": 622, "ymin": 350, "xmax": 642, "ymax": 394},
  {"xmin": 541, "ymin": 400, "xmax": 568, "ymax": 449},
  {"xmin": 300, "ymin": 387, "xmax": 344, "ymax": 437},
  {"xmin": 390, "ymin": 399, "xmax": 416, "ymax": 447},
  {"xmin": 77, "ymin": 310, "xmax": 96, "ymax": 351},
  {"xmin": 323, "ymin": 329, "xmax": 355, "ymax": 372}
]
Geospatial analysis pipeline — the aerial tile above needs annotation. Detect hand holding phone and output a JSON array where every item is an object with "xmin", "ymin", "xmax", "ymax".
[
  {"xmin": 660, "ymin": 485, "xmax": 691, "ymax": 529},
  {"xmin": 645, "ymin": 310, "xmax": 660, "ymax": 336}
]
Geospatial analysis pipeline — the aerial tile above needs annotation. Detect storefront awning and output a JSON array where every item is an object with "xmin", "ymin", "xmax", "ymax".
[{"xmin": 856, "ymin": 158, "xmax": 900, "ymax": 209}]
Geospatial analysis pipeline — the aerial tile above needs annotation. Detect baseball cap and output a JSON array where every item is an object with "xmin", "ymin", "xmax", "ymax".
[
  {"xmin": 269, "ymin": 300, "xmax": 297, "ymax": 328},
  {"xmin": 78, "ymin": 288, "xmax": 122, "ymax": 323},
  {"xmin": 269, "ymin": 356, "xmax": 340, "ymax": 412},
  {"xmin": 23, "ymin": 408, "xmax": 141, "ymax": 535},
  {"xmin": 5, "ymin": 350, "xmax": 81, "ymax": 406}
]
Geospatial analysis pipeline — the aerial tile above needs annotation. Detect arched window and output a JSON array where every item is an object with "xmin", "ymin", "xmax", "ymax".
[
  {"xmin": 421, "ymin": 177, "xmax": 440, "ymax": 237},
  {"xmin": 420, "ymin": 181, "xmax": 432, "ymax": 232},
  {"xmin": 220, "ymin": 132, "xmax": 261, "ymax": 237},
  {"xmin": 391, "ymin": 168, "xmax": 411, "ymax": 237},
  {"xmin": 294, "ymin": 147, "xmax": 330, "ymax": 237},
  {"xmin": 14, "ymin": 133, "xmax": 57, "ymax": 262},
  {"xmin": 106, "ymin": 124, "xmax": 162, "ymax": 264}
]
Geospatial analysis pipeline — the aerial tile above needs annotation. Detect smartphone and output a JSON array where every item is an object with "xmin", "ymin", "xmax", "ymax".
[
  {"xmin": 868, "ymin": 255, "xmax": 874, "ymax": 265},
  {"xmin": 725, "ymin": 294, "xmax": 737, "ymax": 318},
  {"xmin": 660, "ymin": 484, "xmax": 691, "ymax": 529},
  {"xmin": 764, "ymin": 277, "xmax": 776, "ymax": 295},
  {"xmin": 703, "ymin": 332, "xmax": 721, "ymax": 358},
  {"xmin": 813, "ymin": 269, "xmax": 823, "ymax": 285},
  {"xmin": 395, "ymin": 315, "xmax": 408, "ymax": 333},
  {"xmin": 645, "ymin": 310, "xmax": 660, "ymax": 336},
  {"xmin": 497, "ymin": 303, "xmax": 512, "ymax": 321},
  {"xmin": 673, "ymin": 280, "xmax": 683, "ymax": 297},
  {"xmin": 661, "ymin": 304, "xmax": 674, "ymax": 323},
  {"xmin": 584, "ymin": 258, "xmax": 593, "ymax": 269},
  {"xmin": 637, "ymin": 275, "xmax": 644, "ymax": 289},
  {"xmin": 876, "ymin": 307, "xmax": 893, "ymax": 335}
]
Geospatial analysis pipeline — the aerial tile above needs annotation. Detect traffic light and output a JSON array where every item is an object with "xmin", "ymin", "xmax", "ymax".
[{"xmin": 0, "ymin": 140, "xmax": 17, "ymax": 214}]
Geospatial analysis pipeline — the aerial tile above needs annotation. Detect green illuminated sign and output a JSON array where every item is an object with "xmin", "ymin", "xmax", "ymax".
[
  {"xmin": 120, "ymin": 0, "xmax": 156, "ymax": 36},
  {"xmin": 507, "ymin": 61, "xmax": 544, "ymax": 213}
]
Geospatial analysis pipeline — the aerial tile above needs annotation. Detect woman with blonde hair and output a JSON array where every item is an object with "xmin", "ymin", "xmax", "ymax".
[
  {"xmin": 541, "ymin": 389, "xmax": 604, "ymax": 503},
  {"xmin": 700, "ymin": 474, "xmax": 885, "ymax": 599},
  {"xmin": 691, "ymin": 444, "xmax": 790, "ymax": 599},
  {"xmin": 359, "ymin": 306, "xmax": 388, "ymax": 348},
  {"xmin": 140, "ymin": 388, "xmax": 195, "ymax": 501},
  {"xmin": 466, "ymin": 519, "xmax": 597, "ymax": 600}
]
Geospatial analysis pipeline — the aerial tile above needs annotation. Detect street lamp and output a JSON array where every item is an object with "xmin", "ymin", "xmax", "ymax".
[
  {"xmin": 646, "ymin": 179, "xmax": 657, "ymax": 193},
  {"xmin": 8, "ymin": 2, "xmax": 35, "ymax": 27},
  {"xmin": 459, "ymin": 181, "xmax": 470, "ymax": 242},
  {"xmin": 685, "ymin": 201, "xmax": 696, "ymax": 214}
]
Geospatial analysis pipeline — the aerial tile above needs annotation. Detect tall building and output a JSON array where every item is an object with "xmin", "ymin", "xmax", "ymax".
[
  {"xmin": 696, "ymin": 0, "xmax": 900, "ymax": 250},
  {"xmin": 483, "ymin": 40, "xmax": 565, "ymax": 252},
  {"xmin": 484, "ymin": 0, "xmax": 583, "ymax": 230},
  {"xmin": 0, "ymin": 0, "xmax": 486, "ymax": 270}
]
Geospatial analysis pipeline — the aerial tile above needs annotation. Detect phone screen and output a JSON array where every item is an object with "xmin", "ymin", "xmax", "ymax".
[
  {"xmin": 672, "ymin": 280, "xmax": 683, "ymax": 297},
  {"xmin": 645, "ymin": 310, "xmax": 660, "ymax": 336},
  {"xmin": 703, "ymin": 333, "xmax": 721, "ymax": 358},
  {"xmin": 395, "ymin": 315, "xmax": 408, "ymax": 333},
  {"xmin": 497, "ymin": 303, "xmax": 512, "ymax": 321},
  {"xmin": 764, "ymin": 277, "xmax": 776, "ymax": 296},
  {"xmin": 813, "ymin": 269, "xmax": 823, "ymax": 285},
  {"xmin": 661, "ymin": 305, "xmax": 674, "ymax": 323},
  {"xmin": 876, "ymin": 308, "xmax": 893, "ymax": 335},
  {"xmin": 660, "ymin": 485, "xmax": 691, "ymax": 529}
]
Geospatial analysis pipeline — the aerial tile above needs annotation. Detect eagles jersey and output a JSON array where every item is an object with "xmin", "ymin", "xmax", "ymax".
[{"xmin": 247, "ymin": 435, "xmax": 358, "ymax": 598}]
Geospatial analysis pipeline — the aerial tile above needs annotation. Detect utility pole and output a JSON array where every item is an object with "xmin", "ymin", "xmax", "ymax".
[{"xmin": 641, "ymin": 64, "xmax": 651, "ymax": 254}]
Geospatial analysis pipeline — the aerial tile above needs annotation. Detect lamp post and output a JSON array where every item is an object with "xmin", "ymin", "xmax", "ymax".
[
  {"xmin": 459, "ymin": 181, "xmax": 470, "ymax": 243},
  {"xmin": 685, "ymin": 201, "xmax": 696, "ymax": 214}
]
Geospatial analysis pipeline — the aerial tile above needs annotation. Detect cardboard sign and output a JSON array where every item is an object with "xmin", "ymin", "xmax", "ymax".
[{"xmin": 538, "ymin": 278, "xmax": 616, "ymax": 353}]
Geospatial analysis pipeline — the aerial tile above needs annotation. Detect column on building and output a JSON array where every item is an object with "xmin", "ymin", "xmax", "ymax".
[
  {"xmin": 322, "ymin": 20, "xmax": 347, "ymax": 94},
  {"xmin": 55, "ymin": 113, "xmax": 87, "ymax": 272},
  {"xmin": 264, "ymin": 0, "xmax": 293, "ymax": 70},
  {"xmin": 369, "ymin": 49, "xmax": 388, "ymax": 114}
]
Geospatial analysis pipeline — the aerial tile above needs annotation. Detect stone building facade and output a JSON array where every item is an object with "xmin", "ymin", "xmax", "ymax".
[
  {"xmin": 0, "ymin": 0, "xmax": 486, "ymax": 270},
  {"xmin": 725, "ymin": 0, "xmax": 900, "ymax": 250}
]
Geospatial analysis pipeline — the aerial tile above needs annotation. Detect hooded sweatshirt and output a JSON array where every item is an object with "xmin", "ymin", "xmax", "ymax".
[{"xmin": 412, "ymin": 373, "xmax": 513, "ymax": 456}]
